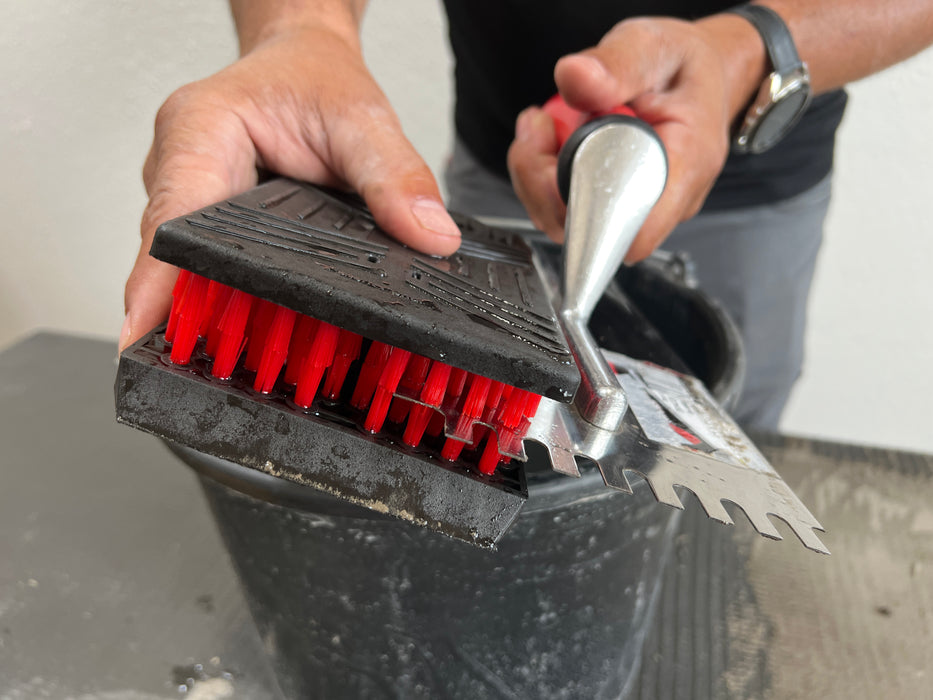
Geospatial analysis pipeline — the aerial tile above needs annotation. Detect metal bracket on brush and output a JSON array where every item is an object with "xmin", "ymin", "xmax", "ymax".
[{"xmin": 557, "ymin": 115, "xmax": 669, "ymax": 431}]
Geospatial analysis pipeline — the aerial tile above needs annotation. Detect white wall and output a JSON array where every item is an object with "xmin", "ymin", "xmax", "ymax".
[
  {"xmin": 0, "ymin": 1, "xmax": 238, "ymax": 351},
  {"xmin": 1, "ymin": 1, "xmax": 930, "ymax": 453},
  {"xmin": 780, "ymin": 54, "xmax": 933, "ymax": 452}
]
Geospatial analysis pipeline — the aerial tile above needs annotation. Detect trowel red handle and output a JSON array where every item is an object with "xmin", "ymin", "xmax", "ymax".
[
  {"xmin": 542, "ymin": 94, "xmax": 637, "ymax": 150},
  {"xmin": 542, "ymin": 95, "xmax": 657, "ymax": 203}
]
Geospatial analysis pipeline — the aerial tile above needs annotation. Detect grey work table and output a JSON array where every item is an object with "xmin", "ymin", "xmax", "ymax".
[{"xmin": 1, "ymin": 333, "xmax": 931, "ymax": 699}]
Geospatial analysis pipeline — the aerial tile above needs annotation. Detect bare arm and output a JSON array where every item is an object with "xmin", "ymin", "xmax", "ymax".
[
  {"xmin": 766, "ymin": 0, "xmax": 933, "ymax": 89},
  {"xmin": 702, "ymin": 0, "xmax": 933, "ymax": 128},
  {"xmin": 229, "ymin": 0, "xmax": 367, "ymax": 54}
]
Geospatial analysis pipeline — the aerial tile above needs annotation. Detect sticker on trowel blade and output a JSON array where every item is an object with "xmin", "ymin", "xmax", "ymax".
[
  {"xmin": 675, "ymin": 373, "xmax": 776, "ymax": 476},
  {"xmin": 616, "ymin": 371, "xmax": 693, "ymax": 447},
  {"xmin": 607, "ymin": 351, "xmax": 773, "ymax": 475}
]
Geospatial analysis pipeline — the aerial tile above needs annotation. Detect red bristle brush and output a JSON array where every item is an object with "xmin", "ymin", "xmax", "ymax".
[{"xmin": 163, "ymin": 273, "xmax": 545, "ymax": 476}]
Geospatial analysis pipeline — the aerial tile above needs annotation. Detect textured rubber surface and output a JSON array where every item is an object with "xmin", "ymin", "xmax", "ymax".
[{"xmin": 150, "ymin": 178, "xmax": 579, "ymax": 401}]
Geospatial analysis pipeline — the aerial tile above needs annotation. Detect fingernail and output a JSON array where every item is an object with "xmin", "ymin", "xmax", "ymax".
[
  {"xmin": 515, "ymin": 109, "xmax": 534, "ymax": 141},
  {"xmin": 118, "ymin": 313, "xmax": 133, "ymax": 353},
  {"xmin": 516, "ymin": 108, "xmax": 548, "ymax": 142},
  {"xmin": 411, "ymin": 198, "xmax": 461, "ymax": 239}
]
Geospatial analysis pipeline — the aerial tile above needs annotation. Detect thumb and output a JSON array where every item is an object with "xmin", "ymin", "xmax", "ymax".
[
  {"xmin": 325, "ymin": 109, "xmax": 461, "ymax": 257},
  {"xmin": 553, "ymin": 20, "xmax": 682, "ymax": 113}
]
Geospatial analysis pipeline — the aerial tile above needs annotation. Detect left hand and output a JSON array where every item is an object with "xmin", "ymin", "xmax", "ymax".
[{"xmin": 507, "ymin": 16, "xmax": 758, "ymax": 263}]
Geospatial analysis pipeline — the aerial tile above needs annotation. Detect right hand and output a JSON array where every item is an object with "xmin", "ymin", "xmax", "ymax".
[
  {"xmin": 121, "ymin": 24, "xmax": 460, "ymax": 351},
  {"xmin": 506, "ymin": 17, "xmax": 751, "ymax": 262}
]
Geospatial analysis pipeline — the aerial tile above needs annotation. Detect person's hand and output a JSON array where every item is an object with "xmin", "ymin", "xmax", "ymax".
[
  {"xmin": 506, "ymin": 15, "xmax": 765, "ymax": 263},
  {"xmin": 121, "ymin": 24, "xmax": 460, "ymax": 351}
]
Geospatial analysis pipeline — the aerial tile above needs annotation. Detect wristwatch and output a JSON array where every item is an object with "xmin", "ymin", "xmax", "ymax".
[{"xmin": 727, "ymin": 3, "xmax": 811, "ymax": 154}]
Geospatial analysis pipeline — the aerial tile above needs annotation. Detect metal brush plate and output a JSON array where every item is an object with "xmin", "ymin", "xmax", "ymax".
[
  {"xmin": 525, "ymin": 350, "xmax": 828, "ymax": 554},
  {"xmin": 150, "ymin": 178, "xmax": 579, "ymax": 401},
  {"xmin": 115, "ymin": 328, "xmax": 528, "ymax": 548}
]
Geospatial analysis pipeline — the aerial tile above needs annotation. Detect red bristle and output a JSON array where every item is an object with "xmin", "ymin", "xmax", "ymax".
[
  {"xmin": 321, "ymin": 330, "xmax": 363, "ymax": 401},
  {"xmin": 441, "ymin": 424, "xmax": 486, "ymax": 461},
  {"xmin": 496, "ymin": 388, "xmax": 532, "ymax": 429},
  {"xmin": 210, "ymin": 289, "xmax": 254, "ymax": 379},
  {"xmin": 169, "ymin": 273, "xmax": 211, "ymax": 365},
  {"xmin": 283, "ymin": 315, "xmax": 320, "ymax": 385},
  {"xmin": 442, "ymin": 374, "xmax": 492, "ymax": 460},
  {"xmin": 363, "ymin": 348, "xmax": 412, "ymax": 433},
  {"xmin": 387, "ymin": 355, "xmax": 432, "ymax": 424},
  {"xmin": 522, "ymin": 393, "xmax": 543, "ymax": 418},
  {"xmin": 441, "ymin": 434, "xmax": 468, "ymax": 461},
  {"xmin": 402, "ymin": 361, "xmax": 452, "ymax": 447},
  {"xmin": 351, "ymin": 341, "xmax": 392, "ymax": 410},
  {"xmin": 204, "ymin": 283, "xmax": 234, "ymax": 357},
  {"xmin": 482, "ymin": 380, "xmax": 506, "ymax": 422},
  {"xmin": 478, "ymin": 431, "xmax": 504, "ymax": 475},
  {"xmin": 243, "ymin": 300, "xmax": 277, "ymax": 372},
  {"xmin": 403, "ymin": 405, "xmax": 432, "ymax": 446},
  {"xmin": 253, "ymin": 306, "xmax": 297, "ymax": 393},
  {"xmin": 293, "ymin": 321, "xmax": 340, "ymax": 408},
  {"xmin": 165, "ymin": 269, "xmax": 192, "ymax": 343},
  {"xmin": 459, "ymin": 374, "xmax": 492, "ymax": 423},
  {"xmin": 447, "ymin": 367, "xmax": 468, "ymax": 401},
  {"xmin": 200, "ymin": 280, "xmax": 227, "ymax": 338},
  {"xmin": 422, "ymin": 362, "xmax": 454, "ymax": 404},
  {"xmin": 432, "ymin": 367, "xmax": 469, "ymax": 440}
]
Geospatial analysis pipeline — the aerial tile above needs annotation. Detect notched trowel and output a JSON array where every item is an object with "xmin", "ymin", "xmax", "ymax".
[{"xmin": 529, "ymin": 95, "xmax": 828, "ymax": 554}]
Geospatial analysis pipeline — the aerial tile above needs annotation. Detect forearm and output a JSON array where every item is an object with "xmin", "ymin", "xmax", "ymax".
[
  {"xmin": 766, "ymin": 0, "xmax": 933, "ymax": 91},
  {"xmin": 697, "ymin": 1, "xmax": 933, "ymax": 126},
  {"xmin": 229, "ymin": 0, "xmax": 368, "ymax": 54}
]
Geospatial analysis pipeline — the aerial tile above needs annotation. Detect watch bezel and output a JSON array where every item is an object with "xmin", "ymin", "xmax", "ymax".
[{"xmin": 734, "ymin": 64, "xmax": 812, "ymax": 155}]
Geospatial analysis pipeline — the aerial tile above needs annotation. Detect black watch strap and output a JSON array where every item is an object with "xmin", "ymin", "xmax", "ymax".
[{"xmin": 727, "ymin": 4, "xmax": 803, "ymax": 74}]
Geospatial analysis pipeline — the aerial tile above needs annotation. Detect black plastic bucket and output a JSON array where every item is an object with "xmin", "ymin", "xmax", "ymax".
[{"xmin": 171, "ymin": 252, "xmax": 743, "ymax": 699}]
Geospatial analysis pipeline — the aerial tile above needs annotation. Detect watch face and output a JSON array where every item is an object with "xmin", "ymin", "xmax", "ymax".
[{"xmin": 751, "ymin": 89, "xmax": 810, "ymax": 153}]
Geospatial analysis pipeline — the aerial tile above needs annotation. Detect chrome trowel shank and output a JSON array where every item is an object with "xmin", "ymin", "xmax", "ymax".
[{"xmin": 534, "ymin": 112, "xmax": 828, "ymax": 554}]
